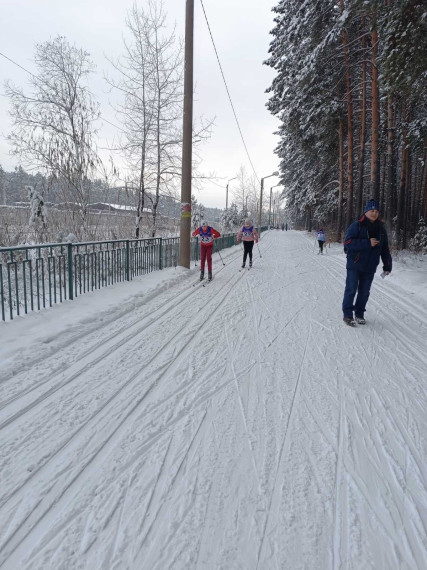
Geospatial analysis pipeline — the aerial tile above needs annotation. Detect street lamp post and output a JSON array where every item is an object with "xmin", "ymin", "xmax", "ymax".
[
  {"xmin": 269, "ymin": 185, "xmax": 281, "ymax": 228},
  {"xmin": 226, "ymin": 177, "xmax": 237, "ymax": 210},
  {"xmin": 258, "ymin": 172, "xmax": 279, "ymax": 237}
]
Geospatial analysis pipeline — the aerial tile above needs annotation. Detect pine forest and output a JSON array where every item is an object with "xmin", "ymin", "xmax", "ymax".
[{"xmin": 265, "ymin": 0, "xmax": 427, "ymax": 248}]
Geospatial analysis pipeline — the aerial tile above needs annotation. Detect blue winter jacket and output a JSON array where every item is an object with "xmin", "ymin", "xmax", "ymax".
[{"xmin": 344, "ymin": 216, "xmax": 392, "ymax": 273}]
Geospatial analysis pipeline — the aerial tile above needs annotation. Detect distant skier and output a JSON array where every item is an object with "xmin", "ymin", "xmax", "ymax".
[
  {"xmin": 237, "ymin": 219, "xmax": 258, "ymax": 268},
  {"xmin": 281, "ymin": 223, "xmax": 285, "ymax": 231},
  {"xmin": 285, "ymin": 223, "xmax": 288, "ymax": 231},
  {"xmin": 342, "ymin": 199, "xmax": 392, "ymax": 327},
  {"xmin": 192, "ymin": 221, "xmax": 221, "ymax": 281},
  {"xmin": 316, "ymin": 228, "xmax": 326, "ymax": 254}
]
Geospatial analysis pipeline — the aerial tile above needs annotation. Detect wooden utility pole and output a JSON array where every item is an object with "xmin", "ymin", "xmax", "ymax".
[{"xmin": 179, "ymin": 0, "xmax": 194, "ymax": 268}]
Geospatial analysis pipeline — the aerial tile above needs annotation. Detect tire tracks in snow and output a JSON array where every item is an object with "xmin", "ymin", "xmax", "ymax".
[
  {"xmin": 332, "ymin": 382, "xmax": 346, "ymax": 570},
  {"xmin": 132, "ymin": 408, "xmax": 210, "ymax": 567},
  {"xmin": 222, "ymin": 318, "xmax": 260, "ymax": 484},
  {"xmin": 0, "ymin": 263, "xmax": 248, "ymax": 566},
  {"xmin": 0, "ymin": 252, "xmax": 246, "ymax": 418},
  {"xmin": 255, "ymin": 322, "xmax": 311, "ymax": 569},
  {"xmin": 0, "ymin": 251, "xmax": 245, "ymax": 431}
]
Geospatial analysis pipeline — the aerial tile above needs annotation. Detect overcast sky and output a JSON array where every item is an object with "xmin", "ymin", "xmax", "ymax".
[{"xmin": 1, "ymin": 0, "xmax": 281, "ymax": 208}]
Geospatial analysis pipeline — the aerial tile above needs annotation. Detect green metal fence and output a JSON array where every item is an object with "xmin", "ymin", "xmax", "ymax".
[{"xmin": 0, "ymin": 230, "xmax": 252, "ymax": 321}]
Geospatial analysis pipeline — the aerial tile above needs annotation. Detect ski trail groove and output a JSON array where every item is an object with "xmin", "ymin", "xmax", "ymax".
[
  {"xmin": 255, "ymin": 322, "xmax": 311, "ymax": 569},
  {"xmin": 223, "ymin": 318, "xmax": 260, "ymax": 484},
  {"xmin": 332, "ymin": 383, "xmax": 345, "ymax": 570},
  {"xmin": 0, "ymin": 264, "xmax": 244, "ymax": 564}
]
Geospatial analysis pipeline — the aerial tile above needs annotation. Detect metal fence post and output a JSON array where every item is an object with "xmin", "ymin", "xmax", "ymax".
[
  {"xmin": 126, "ymin": 240, "xmax": 130, "ymax": 281},
  {"xmin": 67, "ymin": 243, "xmax": 74, "ymax": 300},
  {"xmin": 159, "ymin": 238, "xmax": 163, "ymax": 270}
]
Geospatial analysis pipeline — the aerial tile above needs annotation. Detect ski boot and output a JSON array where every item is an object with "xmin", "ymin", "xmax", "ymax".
[
  {"xmin": 355, "ymin": 316, "xmax": 366, "ymax": 325},
  {"xmin": 200, "ymin": 271, "xmax": 205, "ymax": 281},
  {"xmin": 249, "ymin": 260, "xmax": 252, "ymax": 268},
  {"xmin": 343, "ymin": 317, "xmax": 356, "ymax": 327},
  {"xmin": 241, "ymin": 263, "xmax": 245, "ymax": 268},
  {"xmin": 208, "ymin": 272, "xmax": 212, "ymax": 282}
]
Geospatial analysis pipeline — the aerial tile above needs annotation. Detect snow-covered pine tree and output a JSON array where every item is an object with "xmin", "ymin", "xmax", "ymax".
[
  {"xmin": 27, "ymin": 185, "xmax": 47, "ymax": 239},
  {"xmin": 191, "ymin": 195, "xmax": 205, "ymax": 230},
  {"xmin": 266, "ymin": 0, "xmax": 427, "ymax": 246},
  {"xmin": 220, "ymin": 203, "xmax": 239, "ymax": 232},
  {"xmin": 410, "ymin": 218, "xmax": 427, "ymax": 253}
]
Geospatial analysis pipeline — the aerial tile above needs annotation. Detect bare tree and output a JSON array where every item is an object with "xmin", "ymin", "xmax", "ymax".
[
  {"xmin": 231, "ymin": 166, "xmax": 259, "ymax": 222},
  {"xmin": 108, "ymin": 1, "xmax": 185, "ymax": 238},
  {"xmin": 6, "ymin": 36, "xmax": 101, "ymax": 236}
]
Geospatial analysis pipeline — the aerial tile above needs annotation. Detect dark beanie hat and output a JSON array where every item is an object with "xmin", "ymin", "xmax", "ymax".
[{"xmin": 364, "ymin": 199, "xmax": 380, "ymax": 213}]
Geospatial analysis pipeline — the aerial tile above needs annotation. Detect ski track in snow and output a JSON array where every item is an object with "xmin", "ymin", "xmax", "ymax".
[{"xmin": 0, "ymin": 231, "xmax": 426, "ymax": 569}]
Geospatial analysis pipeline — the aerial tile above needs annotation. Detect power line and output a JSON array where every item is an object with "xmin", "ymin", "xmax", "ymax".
[
  {"xmin": 0, "ymin": 50, "xmax": 126, "ymax": 135},
  {"xmin": 0, "ymin": 51, "xmax": 37, "ymax": 78},
  {"xmin": 199, "ymin": 0, "xmax": 260, "ymax": 184}
]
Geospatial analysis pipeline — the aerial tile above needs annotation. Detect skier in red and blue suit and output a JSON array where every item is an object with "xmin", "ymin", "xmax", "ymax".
[
  {"xmin": 192, "ymin": 221, "xmax": 221, "ymax": 281},
  {"xmin": 342, "ymin": 199, "xmax": 392, "ymax": 326}
]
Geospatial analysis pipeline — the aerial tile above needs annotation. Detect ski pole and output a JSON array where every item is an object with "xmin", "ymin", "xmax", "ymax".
[
  {"xmin": 215, "ymin": 240, "xmax": 226, "ymax": 266},
  {"xmin": 257, "ymin": 243, "xmax": 262, "ymax": 258}
]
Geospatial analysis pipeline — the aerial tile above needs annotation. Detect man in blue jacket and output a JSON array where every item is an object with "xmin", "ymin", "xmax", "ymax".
[{"xmin": 342, "ymin": 199, "xmax": 392, "ymax": 326}]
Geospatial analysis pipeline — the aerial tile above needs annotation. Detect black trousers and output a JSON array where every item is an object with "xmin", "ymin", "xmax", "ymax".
[
  {"xmin": 318, "ymin": 240, "xmax": 324, "ymax": 252},
  {"xmin": 243, "ymin": 241, "xmax": 254, "ymax": 264}
]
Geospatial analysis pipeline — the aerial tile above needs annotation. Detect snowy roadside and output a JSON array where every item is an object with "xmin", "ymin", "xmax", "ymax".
[
  {"xmin": 0, "ymin": 245, "xmax": 238, "ymax": 374},
  {"xmin": 2, "ymin": 235, "xmax": 426, "ymax": 372}
]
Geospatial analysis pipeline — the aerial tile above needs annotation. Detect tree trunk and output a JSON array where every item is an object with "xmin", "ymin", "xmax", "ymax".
[
  {"xmin": 396, "ymin": 113, "xmax": 408, "ymax": 247},
  {"xmin": 403, "ymin": 149, "xmax": 411, "ymax": 249},
  {"xmin": 421, "ymin": 142, "xmax": 427, "ymax": 219},
  {"xmin": 380, "ymin": 136, "xmax": 387, "ymax": 210},
  {"xmin": 355, "ymin": 14, "xmax": 367, "ymax": 217},
  {"xmin": 340, "ymin": 0, "xmax": 354, "ymax": 228},
  {"xmin": 337, "ymin": 117, "xmax": 344, "ymax": 241},
  {"xmin": 385, "ymin": 96, "xmax": 396, "ymax": 233},
  {"xmin": 370, "ymin": 13, "xmax": 380, "ymax": 201},
  {"xmin": 412, "ymin": 156, "xmax": 420, "ymax": 235},
  {"xmin": 1, "ymin": 179, "xmax": 6, "ymax": 206},
  {"xmin": 423, "ymin": 147, "xmax": 427, "ymax": 219}
]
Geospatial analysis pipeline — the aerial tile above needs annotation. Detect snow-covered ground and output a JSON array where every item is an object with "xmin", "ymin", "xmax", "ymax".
[{"xmin": 0, "ymin": 230, "xmax": 426, "ymax": 570}]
